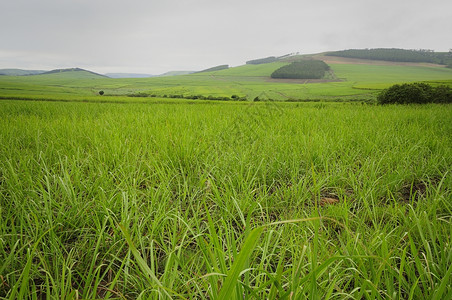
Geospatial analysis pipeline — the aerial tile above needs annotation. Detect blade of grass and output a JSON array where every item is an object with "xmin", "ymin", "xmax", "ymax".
[
  {"xmin": 218, "ymin": 226, "xmax": 264, "ymax": 299},
  {"xmin": 119, "ymin": 223, "xmax": 187, "ymax": 300}
]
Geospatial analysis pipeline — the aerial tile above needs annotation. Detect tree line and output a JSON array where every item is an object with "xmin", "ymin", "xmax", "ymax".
[
  {"xmin": 246, "ymin": 57, "xmax": 278, "ymax": 65},
  {"xmin": 326, "ymin": 48, "xmax": 452, "ymax": 67}
]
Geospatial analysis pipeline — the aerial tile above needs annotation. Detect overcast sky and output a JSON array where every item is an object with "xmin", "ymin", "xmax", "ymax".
[{"xmin": 1, "ymin": 0, "xmax": 451, "ymax": 74}]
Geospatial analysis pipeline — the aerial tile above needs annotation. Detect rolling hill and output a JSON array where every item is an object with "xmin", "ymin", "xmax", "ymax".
[
  {"xmin": 1, "ymin": 49, "xmax": 452, "ymax": 102},
  {"xmin": 39, "ymin": 68, "xmax": 108, "ymax": 78}
]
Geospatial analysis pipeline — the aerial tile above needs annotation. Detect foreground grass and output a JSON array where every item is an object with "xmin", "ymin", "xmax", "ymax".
[{"xmin": 0, "ymin": 100, "xmax": 451, "ymax": 299}]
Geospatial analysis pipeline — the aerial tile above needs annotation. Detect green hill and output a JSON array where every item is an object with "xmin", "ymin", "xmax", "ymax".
[
  {"xmin": 39, "ymin": 68, "xmax": 107, "ymax": 78},
  {"xmin": 195, "ymin": 65, "xmax": 229, "ymax": 73}
]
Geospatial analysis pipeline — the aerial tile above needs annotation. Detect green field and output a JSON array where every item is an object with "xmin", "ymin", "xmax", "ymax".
[
  {"xmin": 0, "ymin": 99, "xmax": 451, "ymax": 299},
  {"xmin": 0, "ymin": 57, "xmax": 452, "ymax": 299}
]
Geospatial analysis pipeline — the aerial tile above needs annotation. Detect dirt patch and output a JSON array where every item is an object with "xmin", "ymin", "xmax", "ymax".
[
  {"xmin": 320, "ymin": 197, "xmax": 340, "ymax": 206},
  {"xmin": 318, "ymin": 189, "xmax": 348, "ymax": 207},
  {"xmin": 398, "ymin": 181, "xmax": 428, "ymax": 203},
  {"xmin": 397, "ymin": 176, "xmax": 443, "ymax": 203}
]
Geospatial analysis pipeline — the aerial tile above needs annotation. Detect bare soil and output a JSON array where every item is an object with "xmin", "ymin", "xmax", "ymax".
[{"xmin": 399, "ymin": 181, "xmax": 428, "ymax": 203}]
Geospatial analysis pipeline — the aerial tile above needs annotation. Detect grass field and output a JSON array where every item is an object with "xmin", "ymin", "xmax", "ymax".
[
  {"xmin": 0, "ymin": 57, "xmax": 452, "ymax": 298},
  {"xmin": 0, "ymin": 99, "xmax": 451, "ymax": 299}
]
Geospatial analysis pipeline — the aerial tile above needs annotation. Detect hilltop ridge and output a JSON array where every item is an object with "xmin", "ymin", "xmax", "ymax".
[{"xmin": 40, "ymin": 68, "xmax": 108, "ymax": 78}]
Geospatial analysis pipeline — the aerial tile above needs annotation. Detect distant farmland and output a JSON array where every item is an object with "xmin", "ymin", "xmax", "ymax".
[{"xmin": 1, "ymin": 54, "xmax": 451, "ymax": 102}]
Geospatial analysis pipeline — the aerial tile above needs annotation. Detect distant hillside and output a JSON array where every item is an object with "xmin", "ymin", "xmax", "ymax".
[
  {"xmin": 106, "ymin": 73, "xmax": 156, "ymax": 78},
  {"xmin": 1, "ymin": 50, "xmax": 452, "ymax": 101},
  {"xmin": 40, "ymin": 68, "xmax": 108, "ymax": 78},
  {"xmin": 195, "ymin": 65, "xmax": 229, "ymax": 73},
  {"xmin": 0, "ymin": 69, "xmax": 46, "ymax": 76},
  {"xmin": 105, "ymin": 71, "xmax": 195, "ymax": 78},
  {"xmin": 193, "ymin": 61, "xmax": 287, "ymax": 77},
  {"xmin": 326, "ymin": 48, "xmax": 452, "ymax": 66},
  {"xmin": 246, "ymin": 53, "xmax": 298, "ymax": 65},
  {"xmin": 246, "ymin": 56, "xmax": 278, "ymax": 65}
]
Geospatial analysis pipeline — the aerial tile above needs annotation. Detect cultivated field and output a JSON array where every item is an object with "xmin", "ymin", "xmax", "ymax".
[{"xmin": 0, "ymin": 99, "xmax": 451, "ymax": 299}]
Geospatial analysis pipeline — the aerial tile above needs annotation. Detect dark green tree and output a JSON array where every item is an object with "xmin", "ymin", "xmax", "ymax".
[{"xmin": 271, "ymin": 60, "xmax": 330, "ymax": 79}]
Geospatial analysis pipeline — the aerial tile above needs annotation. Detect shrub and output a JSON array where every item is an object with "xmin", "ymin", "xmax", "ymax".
[
  {"xmin": 433, "ymin": 85, "xmax": 452, "ymax": 103},
  {"xmin": 377, "ymin": 82, "xmax": 452, "ymax": 104},
  {"xmin": 98, "ymin": 90, "xmax": 104, "ymax": 96},
  {"xmin": 128, "ymin": 92, "xmax": 149, "ymax": 97}
]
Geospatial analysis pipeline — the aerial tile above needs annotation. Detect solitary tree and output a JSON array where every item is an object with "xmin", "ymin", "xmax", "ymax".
[{"xmin": 99, "ymin": 90, "xmax": 104, "ymax": 96}]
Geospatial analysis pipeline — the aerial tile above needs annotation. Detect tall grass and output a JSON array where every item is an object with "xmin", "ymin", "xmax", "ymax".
[{"xmin": 0, "ymin": 100, "xmax": 451, "ymax": 299}]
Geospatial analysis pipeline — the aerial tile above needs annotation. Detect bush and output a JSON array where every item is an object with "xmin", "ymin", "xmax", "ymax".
[
  {"xmin": 433, "ymin": 85, "xmax": 452, "ymax": 103},
  {"xmin": 98, "ymin": 90, "xmax": 104, "ymax": 96},
  {"xmin": 377, "ymin": 82, "xmax": 452, "ymax": 104},
  {"xmin": 128, "ymin": 92, "xmax": 149, "ymax": 97}
]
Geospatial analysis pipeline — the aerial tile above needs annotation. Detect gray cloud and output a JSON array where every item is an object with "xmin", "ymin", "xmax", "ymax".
[{"xmin": 1, "ymin": 0, "xmax": 451, "ymax": 74}]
